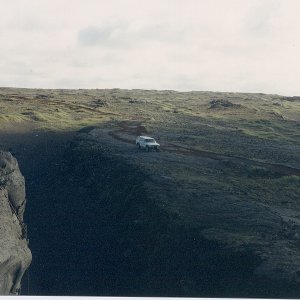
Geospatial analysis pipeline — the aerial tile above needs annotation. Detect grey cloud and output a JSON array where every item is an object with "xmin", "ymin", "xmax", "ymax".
[
  {"xmin": 78, "ymin": 26, "xmax": 113, "ymax": 46},
  {"xmin": 78, "ymin": 23, "xmax": 131, "ymax": 47}
]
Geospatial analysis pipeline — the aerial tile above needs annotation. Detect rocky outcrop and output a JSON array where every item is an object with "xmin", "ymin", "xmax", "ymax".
[
  {"xmin": 209, "ymin": 99, "xmax": 241, "ymax": 109},
  {"xmin": 0, "ymin": 151, "xmax": 31, "ymax": 295}
]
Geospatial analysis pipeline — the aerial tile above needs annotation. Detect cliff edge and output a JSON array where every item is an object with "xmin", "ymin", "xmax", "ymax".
[{"xmin": 0, "ymin": 151, "xmax": 31, "ymax": 295}]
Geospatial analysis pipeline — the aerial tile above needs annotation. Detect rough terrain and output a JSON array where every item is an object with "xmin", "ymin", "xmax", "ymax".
[{"xmin": 0, "ymin": 87, "xmax": 299, "ymax": 297}]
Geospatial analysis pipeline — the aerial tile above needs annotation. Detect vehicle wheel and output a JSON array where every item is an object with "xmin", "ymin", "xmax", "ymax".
[
  {"xmin": 146, "ymin": 146, "xmax": 149, "ymax": 152},
  {"xmin": 137, "ymin": 143, "xmax": 141, "ymax": 149}
]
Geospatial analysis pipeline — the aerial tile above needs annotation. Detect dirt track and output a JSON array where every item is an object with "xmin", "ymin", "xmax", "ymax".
[{"xmin": 108, "ymin": 120, "xmax": 300, "ymax": 177}]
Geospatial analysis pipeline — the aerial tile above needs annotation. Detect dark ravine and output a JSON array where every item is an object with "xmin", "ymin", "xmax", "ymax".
[
  {"xmin": 2, "ymin": 130, "xmax": 297, "ymax": 297},
  {"xmin": 0, "ymin": 151, "xmax": 32, "ymax": 295}
]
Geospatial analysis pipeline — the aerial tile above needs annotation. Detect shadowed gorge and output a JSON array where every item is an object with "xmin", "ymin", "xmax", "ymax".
[{"xmin": 7, "ymin": 131, "xmax": 299, "ymax": 297}]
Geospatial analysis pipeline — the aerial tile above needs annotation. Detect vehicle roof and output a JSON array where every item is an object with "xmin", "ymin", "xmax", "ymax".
[{"xmin": 138, "ymin": 136, "xmax": 154, "ymax": 139}]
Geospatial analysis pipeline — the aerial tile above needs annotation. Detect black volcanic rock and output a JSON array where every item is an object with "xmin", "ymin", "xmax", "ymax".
[{"xmin": 209, "ymin": 99, "xmax": 241, "ymax": 109}]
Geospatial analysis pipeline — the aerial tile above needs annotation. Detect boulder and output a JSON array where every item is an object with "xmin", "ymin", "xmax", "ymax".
[{"xmin": 0, "ymin": 151, "xmax": 31, "ymax": 295}]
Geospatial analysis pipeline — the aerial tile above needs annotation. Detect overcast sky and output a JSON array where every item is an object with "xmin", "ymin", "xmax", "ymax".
[{"xmin": 0, "ymin": 0, "xmax": 299, "ymax": 95}]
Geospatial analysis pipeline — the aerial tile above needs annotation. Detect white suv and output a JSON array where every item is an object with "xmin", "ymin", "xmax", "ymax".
[{"xmin": 136, "ymin": 136, "xmax": 160, "ymax": 151}]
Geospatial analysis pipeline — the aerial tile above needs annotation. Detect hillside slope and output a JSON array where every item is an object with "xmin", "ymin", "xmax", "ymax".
[{"xmin": 0, "ymin": 87, "xmax": 299, "ymax": 297}]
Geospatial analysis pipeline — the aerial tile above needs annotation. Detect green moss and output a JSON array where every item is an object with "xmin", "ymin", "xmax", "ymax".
[{"xmin": 279, "ymin": 175, "xmax": 300, "ymax": 185}]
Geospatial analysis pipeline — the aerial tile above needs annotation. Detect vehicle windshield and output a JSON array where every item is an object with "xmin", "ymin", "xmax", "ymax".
[{"xmin": 145, "ymin": 139, "xmax": 155, "ymax": 143}]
